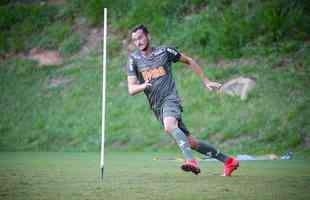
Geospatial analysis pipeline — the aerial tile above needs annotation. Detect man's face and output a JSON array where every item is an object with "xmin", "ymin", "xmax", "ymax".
[{"xmin": 131, "ymin": 29, "xmax": 149, "ymax": 51}]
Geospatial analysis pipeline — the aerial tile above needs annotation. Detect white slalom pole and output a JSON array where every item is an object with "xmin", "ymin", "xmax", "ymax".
[{"xmin": 100, "ymin": 7, "xmax": 107, "ymax": 180}]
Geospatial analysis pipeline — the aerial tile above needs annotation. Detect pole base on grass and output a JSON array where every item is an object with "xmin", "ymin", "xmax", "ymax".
[{"xmin": 101, "ymin": 167, "xmax": 104, "ymax": 181}]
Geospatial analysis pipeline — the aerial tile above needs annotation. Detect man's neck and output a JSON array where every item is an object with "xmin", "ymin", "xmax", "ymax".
[{"xmin": 141, "ymin": 46, "xmax": 152, "ymax": 57}]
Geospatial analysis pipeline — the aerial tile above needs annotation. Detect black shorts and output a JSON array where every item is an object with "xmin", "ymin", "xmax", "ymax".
[{"xmin": 153, "ymin": 99, "xmax": 190, "ymax": 136}]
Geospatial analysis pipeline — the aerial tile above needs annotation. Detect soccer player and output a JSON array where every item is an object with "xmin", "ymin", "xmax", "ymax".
[{"xmin": 126, "ymin": 24, "xmax": 239, "ymax": 176}]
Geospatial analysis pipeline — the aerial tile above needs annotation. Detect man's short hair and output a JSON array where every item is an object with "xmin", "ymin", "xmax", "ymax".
[{"xmin": 130, "ymin": 24, "xmax": 149, "ymax": 35}]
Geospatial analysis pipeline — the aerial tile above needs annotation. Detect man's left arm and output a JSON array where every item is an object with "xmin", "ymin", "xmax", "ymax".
[{"xmin": 179, "ymin": 53, "xmax": 221, "ymax": 91}]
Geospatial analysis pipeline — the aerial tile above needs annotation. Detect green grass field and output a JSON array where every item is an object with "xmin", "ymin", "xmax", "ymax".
[{"xmin": 1, "ymin": 152, "xmax": 309, "ymax": 200}]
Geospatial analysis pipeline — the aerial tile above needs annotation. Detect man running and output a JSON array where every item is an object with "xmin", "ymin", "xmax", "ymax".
[{"xmin": 126, "ymin": 24, "xmax": 239, "ymax": 176}]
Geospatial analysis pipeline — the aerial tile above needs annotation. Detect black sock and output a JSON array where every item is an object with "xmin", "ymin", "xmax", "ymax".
[{"xmin": 195, "ymin": 140, "xmax": 228, "ymax": 163}]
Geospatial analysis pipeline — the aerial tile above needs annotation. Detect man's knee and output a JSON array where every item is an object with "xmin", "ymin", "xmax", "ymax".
[
  {"xmin": 164, "ymin": 123, "xmax": 176, "ymax": 134},
  {"xmin": 163, "ymin": 117, "xmax": 178, "ymax": 134}
]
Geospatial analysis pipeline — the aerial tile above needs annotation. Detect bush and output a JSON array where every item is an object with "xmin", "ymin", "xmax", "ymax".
[
  {"xmin": 34, "ymin": 22, "xmax": 71, "ymax": 49},
  {"xmin": 7, "ymin": 34, "xmax": 25, "ymax": 53},
  {"xmin": 0, "ymin": 4, "xmax": 57, "ymax": 31},
  {"xmin": 253, "ymin": 0, "xmax": 306, "ymax": 42},
  {"xmin": 83, "ymin": 0, "xmax": 105, "ymax": 26},
  {"xmin": 60, "ymin": 32, "xmax": 83, "ymax": 56},
  {"xmin": 165, "ymin": 0, "xmax": 310, "ymax": 59},
  {"xmin": 116, "ymin": 0, "xmax": 196, "ymax": 35},
  {"xmin": 0, "ymin": 32, "xmax": 8, "ymax": 55},
  {"xmin": 0, "ymin": 3, "xmax": 60, "ymax": 55}
]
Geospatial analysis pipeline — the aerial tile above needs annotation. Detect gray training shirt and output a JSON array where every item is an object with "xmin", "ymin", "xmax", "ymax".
[{"xmin": 127, "ymin": 46, "xmax": 182, "ymax": 112}]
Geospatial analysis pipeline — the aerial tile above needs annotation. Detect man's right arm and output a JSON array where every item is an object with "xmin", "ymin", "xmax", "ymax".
[{"xmin": 127, "ymin": 76, "xmax": 152, "ymax": 96}]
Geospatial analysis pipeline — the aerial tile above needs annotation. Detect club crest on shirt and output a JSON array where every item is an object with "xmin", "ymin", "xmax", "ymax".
[{"xmin": 141, "ymin": 66, "xmax": 166, "ymax": 81}]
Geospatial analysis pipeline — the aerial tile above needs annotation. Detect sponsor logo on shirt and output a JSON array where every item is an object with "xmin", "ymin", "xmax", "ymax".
[
  {"xmin": 141, "ymin": 66, "xmax": 166, "ymax": 81},
  {"xmin": 167, "ymin": 48, "xmax": 178, "ymax": 56}
]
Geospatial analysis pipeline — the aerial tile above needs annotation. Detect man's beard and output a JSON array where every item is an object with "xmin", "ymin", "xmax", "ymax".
[{"xmin": 141, "ymin": 42, "xmax": 149, "ymax": 52}]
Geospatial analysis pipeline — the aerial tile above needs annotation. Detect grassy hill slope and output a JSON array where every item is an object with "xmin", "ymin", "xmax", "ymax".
[{"xmin": 0, "ymin": 0, "xmax": 309, "ymax": 155}]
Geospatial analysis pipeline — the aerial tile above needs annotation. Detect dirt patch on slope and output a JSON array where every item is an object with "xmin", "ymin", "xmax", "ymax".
[{"xmin": 27, "ymin": 48, "xmax": 62, "ymax": 67}]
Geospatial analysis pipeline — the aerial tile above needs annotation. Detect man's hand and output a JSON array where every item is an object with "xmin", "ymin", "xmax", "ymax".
[
  {"xmin": 203, "ymin": 78, "xmax": 222, "ymax": 91},
  {"xmin": 128, "ymin": 76, "xmax": 152, "ymax": 96},
  {"xmin": 143, "ymin": 80, "xmax": 152, "ymax": 89},
  {"xmin": 179, "ymin": 54, "xmax": 221, "ymax": 91}
]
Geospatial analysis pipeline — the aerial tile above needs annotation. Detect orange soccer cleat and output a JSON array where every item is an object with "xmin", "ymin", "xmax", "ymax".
[{"xmin": 223, "ymin": 157, "xmax": 239, "ymax": 176}]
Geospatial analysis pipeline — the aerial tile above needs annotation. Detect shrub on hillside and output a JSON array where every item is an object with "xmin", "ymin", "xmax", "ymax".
[
  {"xmin": 0, "ymin": 3, "xmax": 60, "ymax": 55},
  {"xmin": 166, "ymin": 0, "xmax": 309, "ymax": 59},
  {"xmin": 60, "ymin": 32, "xmax": 83, "ymax": 56},
  {"xmin": 34, "ymin": 22, "xmax": 71, "ymax": 49}
]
